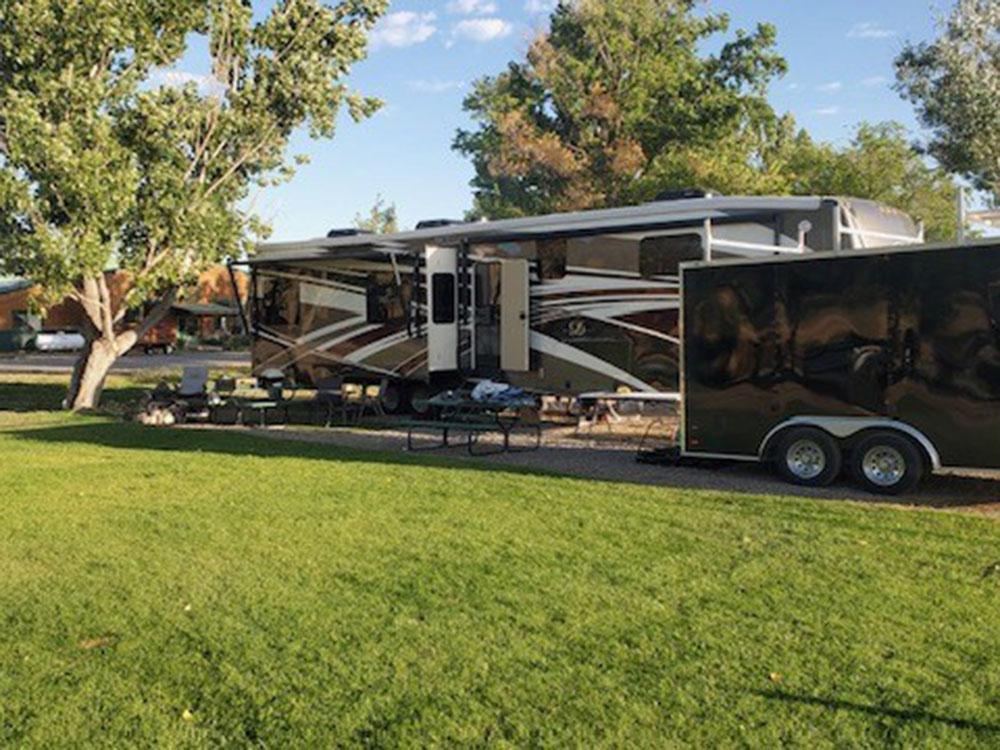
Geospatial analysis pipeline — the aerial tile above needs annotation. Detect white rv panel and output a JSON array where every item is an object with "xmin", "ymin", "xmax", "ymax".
[
  {"xmin": 500, "ymin": 259, "xmax": 530, "ymax": 371},
  {"xmin": 426, "ymin": 245, "xmax": 458, "ymax": 372}
]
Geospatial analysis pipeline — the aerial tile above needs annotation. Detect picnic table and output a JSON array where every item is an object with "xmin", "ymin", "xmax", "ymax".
[{"xmin": 404, "ymin": 391, "xmax": 541, "ymax": 455}]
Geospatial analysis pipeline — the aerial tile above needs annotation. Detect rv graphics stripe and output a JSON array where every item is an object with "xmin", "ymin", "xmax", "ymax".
[{"xmin": 530, "ymin": 332, "xmax": 656, "ymax": 392}]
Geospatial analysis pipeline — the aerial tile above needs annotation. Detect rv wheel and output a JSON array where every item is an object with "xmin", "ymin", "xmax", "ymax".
[
  {"xmin": 408, "ymin": 384, "xmax": 433, "ymax": 417},
  {"xmin": 850, "ymin": 432, "xmax": 924, "ymax": 495},
  {"xmin": 774, "ymin": 427, "xmax": 842, "ymax": 487},
  {"xmin": 379, "ymin": 381, "xmax": 405, "ymax": 414}
]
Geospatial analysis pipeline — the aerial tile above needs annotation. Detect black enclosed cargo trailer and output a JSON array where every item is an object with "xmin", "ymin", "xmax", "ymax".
[{"xmin": 680, "ymin": 239, "xmax": 1000, "ymax": 494}]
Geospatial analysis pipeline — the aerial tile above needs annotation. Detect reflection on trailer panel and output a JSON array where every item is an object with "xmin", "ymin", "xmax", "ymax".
[{"xmin": 682, "ymin": 242, "xmax": 1000, "ymax": 469}]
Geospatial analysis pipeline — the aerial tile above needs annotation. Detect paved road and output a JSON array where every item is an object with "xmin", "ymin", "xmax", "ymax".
[{"xmin": 0, "ymin": 350, "xmax": 250, "ymax": 373}]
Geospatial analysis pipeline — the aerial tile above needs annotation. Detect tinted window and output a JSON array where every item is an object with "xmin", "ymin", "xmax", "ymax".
[
  {"xmin": 257, "ymin": 274, "xmax": 297, "ymax": 327},
  {"xmin": 431, "ymin": 273, "xmax": 456, "ymax": 324},
  {"xmin": 356, "ymin": 273, "xmax": 411, "ymax": 325},
  {"xmin": 640, "ymin": 234, "xmax": 703, "ymax": 277},
  {"xmin": 537, "ymin": 238, "xmax": 567, "ymax": 280}
]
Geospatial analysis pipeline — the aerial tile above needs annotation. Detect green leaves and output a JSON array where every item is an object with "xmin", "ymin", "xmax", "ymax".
[
  {"xmin": 452, "ymin": 0, "xmax": 959, "ymax": 240},
  {"xmin": 895, "ymin": 0, "xmax": 1000, "ymax": 201},
  {"xmin": 453, "ymin": 0, "xmax": 790, "ymax": 218},
  {"xmin": 0, "ymin": 0, "xmax": 386, "ymax": 308}
]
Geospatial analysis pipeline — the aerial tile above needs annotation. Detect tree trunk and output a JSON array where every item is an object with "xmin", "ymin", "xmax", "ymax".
[
  {"xmin": 66, "ymin": 338, "xmax": 117, "ymax": 411},
  {"xmin": 64, "ymin": 280, "xmax": 178, "ymax": 412}
]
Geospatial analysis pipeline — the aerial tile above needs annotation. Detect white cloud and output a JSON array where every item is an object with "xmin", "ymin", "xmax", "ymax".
[
  {"xmin": 448, "ymin": 0, "xmax": 498, "ymax": 14},
  {"xmin": 817, "ymin": 81, "xmax": 843, "ymax": 92},
  {"xmin": 370, "ymin": 12, "xmax": 437, "ymax": 49},
  {"xmin": 525, "ymin": 0, "xmax": 558, "ymax": 14},
  {"xmin": 451, "ymin": 18, "xmax": 513, "ymax": 43},
  {"xmin": 149, "ymin": 69, "xmax": 226, "ymax": 97},
  {"xmin": 787, "ymin": 82, "xmax": 802, "ymax": 91},
  {"xmin": 862, "ymin": 75, "xmax": 890, "ymax": 87},
  {"xmin": 812, "ymin": 106, "xmax": 841, "ymax": 116},
  {"xmin": 847, "ymin": 22, "xmax": 896, "ymax": 39},
  {"xmin": 408, "ymin": 79, "xmax": 466, "ymax": 93}
]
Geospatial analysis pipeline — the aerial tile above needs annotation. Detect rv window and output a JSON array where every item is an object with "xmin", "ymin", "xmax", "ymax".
[
  {"xmin": 639, "ymin": 234, "xmax": 703, "ymax": 277},
  {"xmin": 366, "ymin": 275, "xmax": 389, "ymax": 323},
  {"xmin": 431, "ymin": 273, "xmax": 456, "ymax": 325},
  {"xmin": 537, "ymin": 238, "xmax": 567, "ymax": 280},
  {"xmin": 258, "ymin": 274, "xmax": 297, "ymax": 327}
]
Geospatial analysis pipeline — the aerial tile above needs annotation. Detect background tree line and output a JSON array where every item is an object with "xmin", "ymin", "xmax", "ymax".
[{"xmin": 454, "ymin": 0, "xmax": 998, "ymax": 241}]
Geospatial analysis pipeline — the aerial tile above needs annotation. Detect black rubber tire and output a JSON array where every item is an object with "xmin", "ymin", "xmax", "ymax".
[
  {"xmin": 408, "ymin": 384, "xmax": 433, "ymax": 417},
  {"xmin": 379, "ymin": 381, "xmax": 405, "ymax": 414},
  {"xmin": 849, "ymin": 432, "xmax": 924, "ymax": 495},
  {"xmin": 773, "ymin": 426, "xmax": 842, "ymax": 487}
]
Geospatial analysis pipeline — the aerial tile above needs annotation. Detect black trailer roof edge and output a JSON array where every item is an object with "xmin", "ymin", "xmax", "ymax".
[{"xmin": 679, "ymin": 236, "xmax": 1000, "ymax": 274}]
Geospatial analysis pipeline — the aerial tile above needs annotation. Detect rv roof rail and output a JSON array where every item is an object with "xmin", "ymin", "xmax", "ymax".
[{"xmin": 652, "ymin": 188, "xmax": 715, "ymax": 202}]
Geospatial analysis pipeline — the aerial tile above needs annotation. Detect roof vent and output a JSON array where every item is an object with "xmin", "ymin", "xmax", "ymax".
[
  {"xmin": 326, "ymin": 227, "xmax": 363, "ymax": 238},
  {"xmin": 415, "ymin": 219, "xmax": 465, "ymax": 230},
  {"xmin": 652, "ymin": 189, "xmax": 715, "ymax": 202}
]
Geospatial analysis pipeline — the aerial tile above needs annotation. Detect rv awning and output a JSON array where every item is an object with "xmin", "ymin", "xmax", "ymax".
[{"xmin": 252, "ymin": 195, "xmax": 832, "ymax": 263}]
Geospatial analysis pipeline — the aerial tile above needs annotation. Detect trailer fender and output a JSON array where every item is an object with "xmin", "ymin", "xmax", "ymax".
[{"xmin": 758, "ymin": 417, "xmax": 941, "ymax": 471}]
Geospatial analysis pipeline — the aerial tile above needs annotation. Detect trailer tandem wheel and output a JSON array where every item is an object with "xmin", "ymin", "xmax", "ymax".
[
  {"xmin": 773, "ymin": 427, "xmax": 842, "ymax": 487},
  {"xmin": 849, "ymin": 431, "xmax": 924, "ymax": 495}
]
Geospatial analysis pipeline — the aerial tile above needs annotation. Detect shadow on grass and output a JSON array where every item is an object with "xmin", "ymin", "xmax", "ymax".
[
  {"xmin": 753, "ymin": 689, "xmax": 1000, "ymax": 734},
  {"xmin": 7, "ymin": 418, "xmax": 1000, "ymax": 512},
  {"xmin": 0, "ymin": 381, "xmax": 147, "ymax": 413},
  {"xmin": 4, "ymin": 419, "xmax": 533, "ymax": 474}
]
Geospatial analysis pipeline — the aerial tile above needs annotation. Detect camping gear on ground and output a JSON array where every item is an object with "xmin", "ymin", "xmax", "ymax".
[
  {"xmin": 208, "ymin": 377, "xmax": 242, "ymax": 424},
  {"xmin": 138, "ymin": 366, "xmax": 210, "ymax": 424},
  {"xmin": 471, "ymin": 380, "xmax": 526, "ymax": 403}
]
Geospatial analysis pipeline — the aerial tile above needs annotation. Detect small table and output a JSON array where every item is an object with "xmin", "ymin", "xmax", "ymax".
[{"xmin": 244, "ymin": 400, "xmax": 279, "ymax": 428}]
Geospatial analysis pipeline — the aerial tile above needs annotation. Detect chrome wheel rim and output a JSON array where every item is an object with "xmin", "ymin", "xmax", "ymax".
[
  {"xmin": 862, "ymin": 445, "xmax": 906, "ymax": 487},
  {"xmin": 786, "ymin": 439, "xmax": 826, "ymax": 480}
]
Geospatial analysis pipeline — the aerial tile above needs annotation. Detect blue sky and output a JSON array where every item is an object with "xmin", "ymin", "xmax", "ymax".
[{"xmin": 188, "ymin": 0, "xmax": 954, "ymax": 240}]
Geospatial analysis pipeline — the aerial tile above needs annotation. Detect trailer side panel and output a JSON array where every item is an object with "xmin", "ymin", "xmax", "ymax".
[{"xmin": 682, "ymin": 242, "xmax": 1000, "ymax": 468}]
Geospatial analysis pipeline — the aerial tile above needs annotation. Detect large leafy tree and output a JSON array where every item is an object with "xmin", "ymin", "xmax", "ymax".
[
  {"xmin": 454, "ymin": 0, "xmax": 959, "ymax": 241},
  {"xmin": 784, "ymin": 123, "xmax": 959, "ymax": 241},
  {"xmin": 453, "ymin": 0, "xmax": 788, "ymax": 218},
  {"xmin": 895, "ymin": 0, "xmax": 1000, "ymax": 201},
  {"xmin": 0, "ymin": 0, "xmax": 386, "ymax": 409}
]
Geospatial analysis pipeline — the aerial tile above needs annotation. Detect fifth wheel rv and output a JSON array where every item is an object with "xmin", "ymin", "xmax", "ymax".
[{"xmin": 244, "ymin": 194, "xmax": 923, "ymax": 412}]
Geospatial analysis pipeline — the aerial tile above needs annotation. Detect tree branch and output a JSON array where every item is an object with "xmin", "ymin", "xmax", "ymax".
[
  {"xmin": 77, "ymin": 277, "xmax": 104, "ymax": 331},
  {"xmin": 202, "ymin": 123, "xmax": 279, "ymax": 199},
  {"xmin": 132, "ymin": 288, "xmax": 177, "ymax": 341},
  {"xmin": 96, "ymin": 273, "xmax": 117, "ymax": 341}
]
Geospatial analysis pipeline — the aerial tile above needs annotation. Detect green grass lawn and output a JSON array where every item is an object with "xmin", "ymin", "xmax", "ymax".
[{"xmin": 2, "ymin": 380, "xmax": 1000, "ymax": 746}]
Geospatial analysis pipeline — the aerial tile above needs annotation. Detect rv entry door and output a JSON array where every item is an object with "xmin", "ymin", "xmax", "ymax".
[
  {"xmin": 500, "ymin": 259, "xmax": 530, "ymax": 371},
  {"xmin": 426, "ymin": 245, "xmax": 458, "ymax": 372}
]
